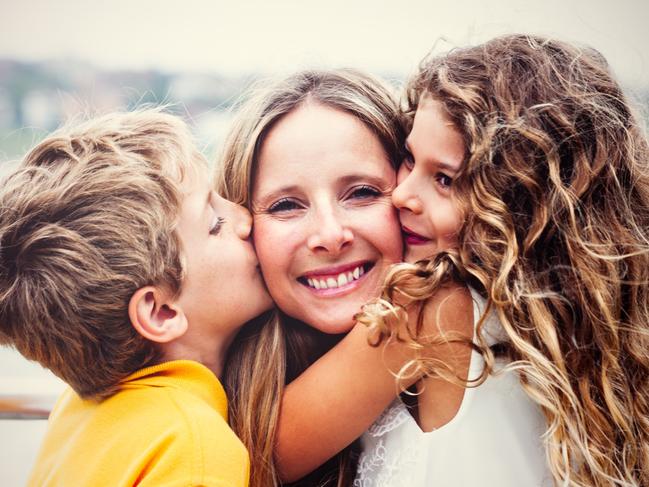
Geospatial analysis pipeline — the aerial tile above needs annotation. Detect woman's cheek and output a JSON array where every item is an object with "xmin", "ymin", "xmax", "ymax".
[
  {"xmin": 369, "ymin": 202, "xmax": 403, "ymax": 263},
  {"xmin": 252, "ymin": 218, "xmax": 296, "ymax": 290}
]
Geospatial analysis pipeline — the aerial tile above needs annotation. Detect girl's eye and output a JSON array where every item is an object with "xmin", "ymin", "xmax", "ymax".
[
  {"xmin": 209, "ymin": 216, "xmax": 225, "ymax": 235},
  {"xmin": 437, "ymin": 173, "xmax": 453, "ymax": 189},
  {"xmin": 268, "ymin": 198, "xmax": 303, "ymax": 213},
  {"xmin": 402, "ymin": 150, "xmax": 415, "ymax": 170},
  {"xmin": 348, "ymin": 185, "xmax": 381, "ymax": 200}
]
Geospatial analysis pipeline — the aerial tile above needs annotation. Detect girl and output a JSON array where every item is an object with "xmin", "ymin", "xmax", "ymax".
[{"xmin": 358, "ymin": 34, "xmax": 649, "ymax": 486}]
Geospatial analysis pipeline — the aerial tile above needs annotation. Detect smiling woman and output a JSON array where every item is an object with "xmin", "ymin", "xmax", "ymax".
[
  {"xmin": 216, "ymin": 68, "xmax": 408, "ymax": 486},
  {"xmin": 252, "ymin": 102, "xmax": 402, "ymax": 334}
]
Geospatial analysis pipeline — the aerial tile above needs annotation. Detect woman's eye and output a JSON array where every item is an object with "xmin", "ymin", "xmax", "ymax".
[
  {"xmin": 436, "ymin": 173, "xmax": 453, "ymax": 189},
  {"xmin": 268, "ymin": 198, "xmax": 303, "ymax": 213},
  {"xmin": 209, "ymin": 216, "xmax": 225, "ymax": 235},
  {"xmin": 348, "ymin": 185, "xmax": 381, "ymax": 200}
]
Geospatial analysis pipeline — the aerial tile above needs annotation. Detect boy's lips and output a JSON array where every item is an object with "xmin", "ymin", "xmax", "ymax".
[
  {"xmin": 401, "ymin": 225, "xmax": 431, "ymax": 245},
  {"xmin": 297, "ymin": 260, "xmax": 375, "ymax": 294}
]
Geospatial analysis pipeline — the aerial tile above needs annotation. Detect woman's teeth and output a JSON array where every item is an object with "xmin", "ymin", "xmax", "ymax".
[{"xmin": 306, "ymin": 265, "xmax": 365, "ymax": 290}]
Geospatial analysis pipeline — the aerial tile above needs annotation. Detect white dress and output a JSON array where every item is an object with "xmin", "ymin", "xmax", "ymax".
[{"xmin": 354, "ymin": 289, "xmax": 553, "ymax": 487}]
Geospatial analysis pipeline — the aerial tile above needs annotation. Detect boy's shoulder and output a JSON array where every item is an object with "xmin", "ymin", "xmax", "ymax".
[{"xmin": 29, "ymin": 361, "xmax": 249, "ymax": 486}]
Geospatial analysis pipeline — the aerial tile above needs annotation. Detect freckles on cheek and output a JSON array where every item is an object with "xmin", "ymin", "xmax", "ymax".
[{"xmin": 252, "ymin": 221, "xmax": 288, "ymax": 271}]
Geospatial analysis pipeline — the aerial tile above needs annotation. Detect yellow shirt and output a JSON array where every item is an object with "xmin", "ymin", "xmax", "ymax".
[{"xmin": 28, "ymin": 360, "xmax": 249, "ymax": 487}]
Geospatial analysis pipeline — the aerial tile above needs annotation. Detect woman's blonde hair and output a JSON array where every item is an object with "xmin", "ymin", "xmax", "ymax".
[
  {"xmin": 216, "ymin": 68, "xmax": 406, "ymax": 487},
  {"xmin": 360, "ymin": 34, "xmax": 649, "ymax": 486}
]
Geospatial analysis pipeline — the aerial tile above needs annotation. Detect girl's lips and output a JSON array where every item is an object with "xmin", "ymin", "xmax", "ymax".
[{"xmin": 402, "ymin": 225, "xmax": 431, "ymax": 245}]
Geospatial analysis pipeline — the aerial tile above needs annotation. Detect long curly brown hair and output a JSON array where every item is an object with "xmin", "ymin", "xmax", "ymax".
[{"xmin": 359, "ymin": 34, "xmax": 649, "ymax": 486}]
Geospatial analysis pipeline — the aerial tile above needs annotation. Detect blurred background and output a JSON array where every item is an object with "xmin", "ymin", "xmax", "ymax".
[{"xmin": 1, "ymin": 0, "xmax": 648, "ymax": 484}]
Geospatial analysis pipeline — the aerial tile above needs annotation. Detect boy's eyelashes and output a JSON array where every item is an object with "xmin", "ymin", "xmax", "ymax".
[{"xmin": 209, "ymin": 216, "xmax": 225, "ymax": 235}]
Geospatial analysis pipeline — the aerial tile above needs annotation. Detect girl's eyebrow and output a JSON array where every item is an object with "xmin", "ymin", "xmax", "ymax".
[{"xmin": 405, "ymin": 139, "xmax": 461, "ymax": 173}]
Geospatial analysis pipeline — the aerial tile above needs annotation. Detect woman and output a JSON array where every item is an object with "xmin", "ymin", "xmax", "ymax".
[{"xmin": 217, "ymin": 69, "xmax": 418, "ymax": 486}]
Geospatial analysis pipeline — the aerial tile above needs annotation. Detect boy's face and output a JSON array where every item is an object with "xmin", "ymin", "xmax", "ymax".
[{"xmin": 174, "ymin": 167, "xmax": 272, "ymax": 339}]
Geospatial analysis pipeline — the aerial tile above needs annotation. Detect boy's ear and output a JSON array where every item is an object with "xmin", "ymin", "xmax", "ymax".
[{"xmin": 128, "ymin": 286, "xmax": 188, "ymax": 343}]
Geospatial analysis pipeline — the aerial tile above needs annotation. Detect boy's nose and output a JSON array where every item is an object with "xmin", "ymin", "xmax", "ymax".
[{"xmin": 231, "ymin": 203, "xmax": 253, "ymax": 240}]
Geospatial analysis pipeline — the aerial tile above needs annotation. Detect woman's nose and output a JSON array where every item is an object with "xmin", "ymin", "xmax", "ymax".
[{"xmin": 306, "ymin": 204, "xmax": 353, "ymax": 254}]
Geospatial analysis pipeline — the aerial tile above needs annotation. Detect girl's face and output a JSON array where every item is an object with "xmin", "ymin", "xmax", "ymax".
[
  {"xmin": 392, "ymin": 94, "xmax": 465, "ymax": 263},
  {"xmin": 252, "ymin": 102, "xmax": 403, "ymax": 334}
]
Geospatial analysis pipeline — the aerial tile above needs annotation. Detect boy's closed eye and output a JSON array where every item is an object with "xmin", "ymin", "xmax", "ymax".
[{"xmin": 209, "ymin": 216, "xmax": 225, "ymax": 235}]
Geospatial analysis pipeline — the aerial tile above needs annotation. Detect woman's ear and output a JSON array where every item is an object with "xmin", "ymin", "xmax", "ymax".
[{"xmin": 128, "ymin": 286, "xmax": 188, "ymax": 343}]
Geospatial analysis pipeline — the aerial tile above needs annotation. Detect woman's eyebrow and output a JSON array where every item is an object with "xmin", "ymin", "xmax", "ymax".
[
  {"xmin": 338, "ymin": 174, "xmax": 391, "ymax": 187},
  {"xmin": 255, "ymin": 184, "xmax": 301, "ymax": 203}
]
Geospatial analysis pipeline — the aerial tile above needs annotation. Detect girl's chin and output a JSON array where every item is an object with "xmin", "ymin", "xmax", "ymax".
[{"xmin": 405, "ymin": 250, "xmax": 432, "ymax": 264}]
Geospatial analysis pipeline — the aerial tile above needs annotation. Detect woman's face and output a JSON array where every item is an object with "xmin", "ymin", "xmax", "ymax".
[{"xmin": 252, "ymin": 102, "xmax": 403, "ymax": 334}]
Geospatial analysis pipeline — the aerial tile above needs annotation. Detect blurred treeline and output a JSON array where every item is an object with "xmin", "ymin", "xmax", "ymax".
[
  {"xmin": 1, "ymin": 58, "xmax": 648, "ymax": 166},
  {"xmin": 0, "ymin": 59, "xmax": 258, "ymax": 164}
]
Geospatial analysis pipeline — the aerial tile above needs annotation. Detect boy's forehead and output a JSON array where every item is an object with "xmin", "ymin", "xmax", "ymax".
[{"xmin": 178, "ymin": 161, "xmax": 210, "ymax": 194}]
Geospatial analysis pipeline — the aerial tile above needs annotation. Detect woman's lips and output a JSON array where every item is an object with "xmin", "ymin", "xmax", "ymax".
[{"xmin": 402, "ymin": 225, "xmax": 431, "ymax": 245}]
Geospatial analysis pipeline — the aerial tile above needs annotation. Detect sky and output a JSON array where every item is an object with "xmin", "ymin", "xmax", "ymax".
[{"xmin": 0, "ymin": 0, "xmax": 648, "ymax": 86}]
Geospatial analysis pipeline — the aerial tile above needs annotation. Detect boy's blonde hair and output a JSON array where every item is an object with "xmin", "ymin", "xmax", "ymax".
[{"xmin": 0, "ymin": 109, "xmax": 205, "ymax": 399}]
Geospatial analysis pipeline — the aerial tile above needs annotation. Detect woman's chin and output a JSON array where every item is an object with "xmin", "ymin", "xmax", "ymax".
[{"xmin": 302, "ymin": 315, "xmax": 356, "ymax": 335}]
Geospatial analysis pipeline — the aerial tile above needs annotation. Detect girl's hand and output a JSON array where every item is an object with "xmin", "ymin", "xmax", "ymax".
[{"xmin": 275, "ymin": 283, "xmax": 473, "ymax": 482}]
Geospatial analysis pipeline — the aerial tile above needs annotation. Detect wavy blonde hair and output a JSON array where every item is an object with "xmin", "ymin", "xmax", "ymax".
[
  {"xmin": 359, "ymin": 34, "xmax": 649, "ymax": 486},
  {"xmin": 216, "ymin": 69, "xmax": 406, "ymax": 487}
]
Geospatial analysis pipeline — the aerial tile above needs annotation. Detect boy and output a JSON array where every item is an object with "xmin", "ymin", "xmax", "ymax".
[{"xmin": 0, "ymin": 110, "xmax": 271, "ymax": 486}]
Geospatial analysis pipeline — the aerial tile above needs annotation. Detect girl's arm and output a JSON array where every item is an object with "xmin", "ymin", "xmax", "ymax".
[{"xmin": 275, "ymin": 284, "xmax": 473, "ymax": 482}]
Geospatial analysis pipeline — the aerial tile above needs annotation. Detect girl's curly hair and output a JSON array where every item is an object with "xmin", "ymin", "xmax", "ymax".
[{"xmin": 359, "ymin": 34, "xmax": 649, "ymax": 486}]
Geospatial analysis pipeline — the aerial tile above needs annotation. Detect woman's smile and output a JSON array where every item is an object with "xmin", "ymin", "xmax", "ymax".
[
  {"xmin": 298, "ymin": 260, "xmax": 374, "ymax": 295},
  {"xmin": 252, "ymin": 102, "xmax": 403, "ymax": 333}
]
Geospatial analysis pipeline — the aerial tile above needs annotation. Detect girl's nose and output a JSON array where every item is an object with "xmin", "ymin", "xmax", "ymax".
[{"xmin": 392, "ymin": 165, "xmax": 423, "ymax": 214}]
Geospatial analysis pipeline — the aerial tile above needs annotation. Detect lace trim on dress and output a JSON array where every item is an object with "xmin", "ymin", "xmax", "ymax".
[
  {"xmin": 354, "ymin": 438, "xmax": 419, "ymax": 487},
  {"xmin": 366, "ymin": 400, "xmax": 410, "ymax": 437}
]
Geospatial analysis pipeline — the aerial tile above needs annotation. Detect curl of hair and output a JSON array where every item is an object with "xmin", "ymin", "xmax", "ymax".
[
  {"xmin": 357, "ymin": 251, "xmax": 492, "ymax": 389},
  {"xmin": 362, "ymin": 35, "xmax": 649, "ymax": 486}
]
